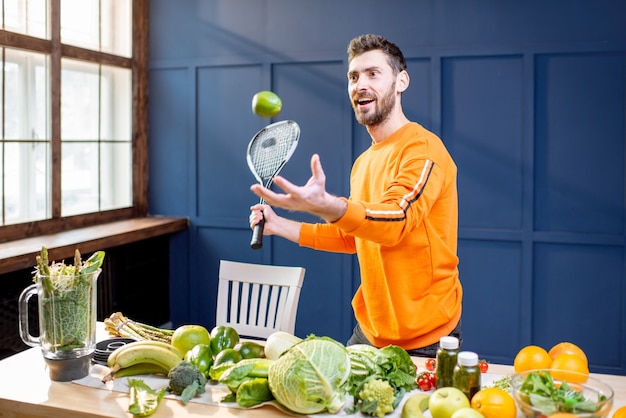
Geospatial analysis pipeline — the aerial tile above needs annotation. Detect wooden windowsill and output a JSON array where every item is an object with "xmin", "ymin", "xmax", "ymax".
[{"xmin": 0, "ymin": 216, "xmax": 189, "ymax": 275}]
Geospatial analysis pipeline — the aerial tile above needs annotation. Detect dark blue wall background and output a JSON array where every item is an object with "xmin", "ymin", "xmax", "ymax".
[{"xmin": 147, "ymin": 0, "xmax": 626, "ymax": 375}]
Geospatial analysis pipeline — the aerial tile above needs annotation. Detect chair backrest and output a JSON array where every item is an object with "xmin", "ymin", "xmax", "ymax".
[{"xmin": 216, "ymin": 260, "xmax": 305, "ymax": 339}]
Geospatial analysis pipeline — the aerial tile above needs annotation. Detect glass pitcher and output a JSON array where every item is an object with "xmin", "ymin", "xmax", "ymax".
[{"xmin": 19, "ymin": 268, "xmax": 101, "ymax": 381}]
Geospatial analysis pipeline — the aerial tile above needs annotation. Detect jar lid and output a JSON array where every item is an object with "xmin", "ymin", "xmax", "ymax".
[
  {"xmin": 457, "ymin": 351, "xmax": 479, "ymax": 366},
  {"xmin": 439, "ymin": 336, "xmax": 459, "ymax": 349}
]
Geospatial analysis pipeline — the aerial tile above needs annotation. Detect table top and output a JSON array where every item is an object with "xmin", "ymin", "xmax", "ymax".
[{"xmin": 0, "ymin": 338, "xmax": 624, "ymax": 417}]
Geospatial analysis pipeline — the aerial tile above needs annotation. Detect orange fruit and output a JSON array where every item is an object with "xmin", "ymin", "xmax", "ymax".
[
  {"xmin": 550, "ymin": 353, "xmax": 589, "ymax": 383},
  {"xmin": 612, "ymin": 406, "xmax": 626, "ymax": 418},
  {"xmin": 171, "ymin": 324, "xmax": 211, "ymax": 358},
  {"xmin": 470, "ymin": 387, "xmax": 516, "ymax": 418},
  {"xmin": 251, "ymin": 91, "xmax": 282, "ymax": 117},
  {"xmin": 513, "ymin": 345, "xmax": 552, "ymax": 373},
  {"xmin": 548, "ymin": 414, "xmax": 578, "ymax": 418},
  {"xmin": 548, "ymin": 342, "xmax": 588, "ymax": 365}
]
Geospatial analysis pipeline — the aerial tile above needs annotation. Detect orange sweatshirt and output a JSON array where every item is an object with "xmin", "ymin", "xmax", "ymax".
[{"xmin": 299, "ymin": 122, "xmax": 462, "ymax": 350}]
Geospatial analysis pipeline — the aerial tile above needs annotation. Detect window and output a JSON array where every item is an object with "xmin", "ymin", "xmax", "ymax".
[{"xmin": 0, "ymin": 0, "xmax": 148, "ymax": 241}]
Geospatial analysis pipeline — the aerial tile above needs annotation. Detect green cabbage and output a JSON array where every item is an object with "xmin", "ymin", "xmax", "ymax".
[{"xmin": 268, "ymin": 336, "xmax": 351, "ymax": 414}]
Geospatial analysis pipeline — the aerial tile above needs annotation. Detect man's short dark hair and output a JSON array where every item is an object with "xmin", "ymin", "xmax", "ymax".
[{"xmin": 347, "ymin": 34, "xmax": 407, "ymax": 75}]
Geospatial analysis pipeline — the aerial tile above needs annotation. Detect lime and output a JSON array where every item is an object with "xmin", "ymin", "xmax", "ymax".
[
  {"xmin": 171, "ymin": 325, "xmax": 211, "ymax": 358},
  {"xmin": 252, "ymin": 91, "xmax": 282, "ymax": 117}
]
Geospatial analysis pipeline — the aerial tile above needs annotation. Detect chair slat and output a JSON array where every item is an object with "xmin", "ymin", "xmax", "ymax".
[
  {"xmin": 230, "ymin": 281, "xmax": 239, "ymax": 323},
  {"xmin": 238, "ymin": 282, "xmax": 251, "ymax": 326},
  {"xmin": 266, "ymin": 285, "xmax": 281, "ymax": 329},
  {"xmin": 249, "ymin": 283, "xmax": 261, "ymax": 326},
  {"xmin": 257, "ymin": 284, "xmax": 270, "ymax": 328}
]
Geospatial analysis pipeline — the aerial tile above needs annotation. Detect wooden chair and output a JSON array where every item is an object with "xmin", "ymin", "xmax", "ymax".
[{"xmin": 216, "ymin": 260, "xmax": 305, "ymax": 339}]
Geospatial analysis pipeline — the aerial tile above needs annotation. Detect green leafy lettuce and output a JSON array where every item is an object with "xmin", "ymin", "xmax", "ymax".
[{"xmin": 518, "ymin": 371, "xmax": 605, "ymax": 415}]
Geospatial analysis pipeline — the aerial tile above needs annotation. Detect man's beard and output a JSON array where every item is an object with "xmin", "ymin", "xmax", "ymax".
[{"xmin": 353, "ymin": 81, "xmax": 396, "ymax": 126}]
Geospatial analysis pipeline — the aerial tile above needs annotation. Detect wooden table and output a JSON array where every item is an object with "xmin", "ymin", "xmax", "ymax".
[{"xmin": 0, "ymin": 344, "xmax": 624, "ymax": 417}]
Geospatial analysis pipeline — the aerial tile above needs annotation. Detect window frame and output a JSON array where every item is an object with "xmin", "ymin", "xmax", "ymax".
[{"xmin": 0, "ymin": 0, "xmax": 148, "ymax": 242}]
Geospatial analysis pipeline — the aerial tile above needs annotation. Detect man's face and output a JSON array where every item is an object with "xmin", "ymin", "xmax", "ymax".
[{"xmin": 347, "ymin": 49, "xmax": 398, "ymax": 126}]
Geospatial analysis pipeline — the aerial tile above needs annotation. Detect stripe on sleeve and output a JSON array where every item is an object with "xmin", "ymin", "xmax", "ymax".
[{"xmin": 365, "ymin": 160, "xmax": 434, "ymax": 222}]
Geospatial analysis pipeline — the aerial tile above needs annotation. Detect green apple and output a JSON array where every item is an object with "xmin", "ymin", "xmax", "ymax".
[
  {"xmin": 171, "ymin": 324, "xmax": 211, "ymax": 358},
  {"xmin": 450, "ymin": 407, "xmax": 485, "ymax": 418},
  {"xmin": 429, "ymin": 387, "xmax": 471, "ymax": 418}
]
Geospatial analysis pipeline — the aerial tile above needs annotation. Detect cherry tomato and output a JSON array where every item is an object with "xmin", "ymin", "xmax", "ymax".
[
  {"xmin": 425, "ymin": 358, "xmax": 437, "ymax": 371},
  {"xmin": 416, "ymin": 372, "xmax": 437, "ymax": 392},
  {"xmin": 478, "ymin": 359, "xmax": 489, "ymax": 373},
  {"xmin": 417, "ymin": 376, "xmax": 431, "ymax": 391},
  {"xmin": 428, "ymin": 372, "xmax": 437, "ymax": 387}
]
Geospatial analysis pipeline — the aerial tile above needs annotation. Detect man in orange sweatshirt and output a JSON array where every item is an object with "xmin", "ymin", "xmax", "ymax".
[{"xmin": 249, "ymin": 34, "xmax": 462, "ymax": 356}]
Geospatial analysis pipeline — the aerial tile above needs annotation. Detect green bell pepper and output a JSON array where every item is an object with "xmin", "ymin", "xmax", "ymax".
[
  {"xmin": 234, "ymin": 341, "xmax": 266, "ymax": 359},
  {"xmin": 210, "ymin": 325, "xmax": 240, "ymax": 355},
  {"xmin": 184, "ymin": 343, "xmax": 213, "ymax": 377}
]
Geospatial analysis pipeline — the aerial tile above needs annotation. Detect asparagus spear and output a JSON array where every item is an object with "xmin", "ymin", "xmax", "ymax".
[{"xmin": 104, "ymin": 312, "xmax": 174, "ymax": 343}]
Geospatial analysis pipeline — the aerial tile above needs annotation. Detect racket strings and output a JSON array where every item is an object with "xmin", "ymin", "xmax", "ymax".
[{"xmin": 250, "ymin": 126, "xmax": 298, "ymax": 180}]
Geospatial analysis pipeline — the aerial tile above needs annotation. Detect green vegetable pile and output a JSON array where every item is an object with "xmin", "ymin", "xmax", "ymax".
[
  {"xmin": 194, "ymin": 325, "xmax": 273, "ymax": 408},
  {"xmin": 170, "ymin": 327, "xmax": 418, "ymax": 417},
  {"xmin": 205, "ymin": 333, "xmax": 418, "ymax": 417},
  {"xmin": 516, "ymin": 370, "xmax": 606, "ymax": 416},
  {"xmin": 33, "ymin": 247, "xmax": 105, "ymax": 351}
]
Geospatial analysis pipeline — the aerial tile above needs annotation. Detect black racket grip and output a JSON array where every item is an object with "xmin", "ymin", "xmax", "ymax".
[{"xmin": 250, "ymin": 218, "xmax": 265, "ymax": 250}]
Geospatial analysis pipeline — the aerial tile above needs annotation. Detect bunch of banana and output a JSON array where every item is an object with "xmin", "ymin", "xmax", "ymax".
[{"xmin": 102, "ymin": 340, "xmax": 183, "ymax": 383}]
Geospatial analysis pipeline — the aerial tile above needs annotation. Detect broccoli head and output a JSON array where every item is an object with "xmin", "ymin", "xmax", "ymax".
[
  {"xmin": 357, "ymin": 377, "xmax": 397, "ymax": 418},
  {"xmin": 167, "ymin": 361, "xmax": 207, "ymax": 405}
]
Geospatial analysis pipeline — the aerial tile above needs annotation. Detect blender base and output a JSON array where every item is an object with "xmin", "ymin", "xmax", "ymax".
[{"xmin": 44, "ymin": 354, "xmax": 93, "ymax": 381}]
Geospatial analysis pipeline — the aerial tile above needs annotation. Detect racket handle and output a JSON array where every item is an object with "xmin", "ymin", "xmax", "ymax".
[{"xmin": 250, "ymin": 218, "xmax": 265, "ymax": 250}]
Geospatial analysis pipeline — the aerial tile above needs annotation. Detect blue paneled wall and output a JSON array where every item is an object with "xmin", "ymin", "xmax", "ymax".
[{"xmin": 148, "ymin": 0, "xmax": 626, "ymax": 374}]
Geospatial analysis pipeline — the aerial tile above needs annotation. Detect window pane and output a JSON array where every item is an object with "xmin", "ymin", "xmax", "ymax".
[
  {"xmin": 4, "ymin": 142, "xmax": 50, "ymax": 224},
  {"xmin": 61, "ymin": 0, "xmax": 131, "ymax": 58},
  {"xmin": 101, "ymin": 65, "xmax": 132, "ymax": 140},
  {"xmin": 61, "ymin": 58, "xmax": 99, "ymax": 140},
  {"xmin": 1, "ymin": 48, "xmax": 49, "ymax": 226},
  {"xmin": 61, "ymin": 142, "xmax": 99, "ymax": 217},
  {"xmin": 100, "ymin": 142, "xmax": 131, "ymax": 211},
  {"xmin": 4, "ymin": 0, "xmax": 48, "ymax": 38},
  {"xmin": 101, "ymin": 0, "xmax": 132, "ymax": 57},
  {"xmin": 60, "ymin": 0, "xmax": 99, "ymax": 51},
  {"xmin": 61, "ymin": 59, "xmax": 133, "ymax": 217},
  {"xmin": 4, "ymin": 49, "xmax": 49, "ymax": 140}
]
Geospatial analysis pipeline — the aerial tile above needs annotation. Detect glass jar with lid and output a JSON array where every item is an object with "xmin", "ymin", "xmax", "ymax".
[
  {"xmin": 435, "ymin": 336, "xmax": 459, "ymax": 388},
  {"xmin": 452, "ymin": 351, "xmax": 481, "ymax": 401}
]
